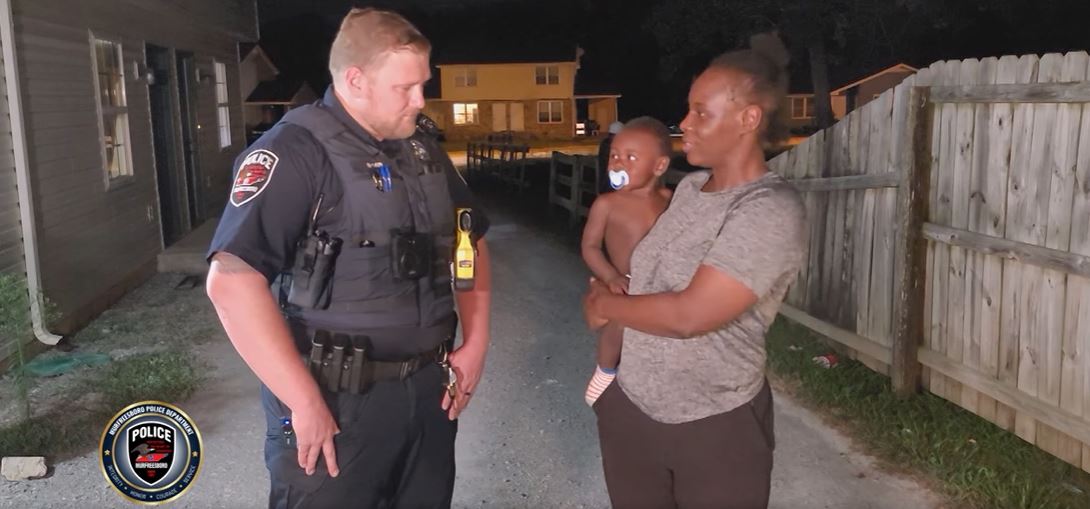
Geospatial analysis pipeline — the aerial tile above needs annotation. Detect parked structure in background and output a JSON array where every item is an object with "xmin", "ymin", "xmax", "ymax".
[
  {"xmin": 0, "ymin": 0, "xmax": 257, "ymax": 362},
  {"xmin": 238, "ymin": 42, "xmax": 317, "ymax": 145},
  {"xmin": 786, "ymin": 63, "xmax": 918, "ymax": 133},
  {"xmin": 423, "ymin": 45, "xmax": 620, "ymax": 141}
]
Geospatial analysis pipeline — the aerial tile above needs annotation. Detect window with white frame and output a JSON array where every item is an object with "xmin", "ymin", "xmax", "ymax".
[
  {"xmin": 453, "ymin": 68, "xmax": 477, "ymax": 87},
  {"xmin": 537, "ymin": 100, "xmax": 563, "ymax": 123},
  {"xmin": 453, "ymin": 103, "xmax": 479, "ymax": 125},
  {"xmin": 535, "ymin": 65, "xmax": 559, "ymax": 85},
  {"xmin": 790, "ymin": 96, "xmax": 815, "ymax": 119},
  {"xmin": 214, "ymin": 61, "xmax": 231, "ymax": 148},
  {"xmin": 91, "ymin": 35, "xmax": 132, "ymax": 181}
]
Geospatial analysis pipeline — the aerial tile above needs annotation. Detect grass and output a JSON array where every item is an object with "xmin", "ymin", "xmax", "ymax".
[
  {"xmin": 0, "ymin": 273, "xmax": 33, "ymax": 422},
  {"xmin": 766, "ymin": 317, "xmax": 1090, "ymax": 509},
  {"xmin": 0, "ymin": 350, "xmax": 204, "ymax": 461}
]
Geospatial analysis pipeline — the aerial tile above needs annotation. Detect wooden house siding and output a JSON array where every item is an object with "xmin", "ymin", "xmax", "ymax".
[
  {"xmin": 10, "ymin": 0, "xmax": 254, "ymax": 329},
  {"xmin": 850, "ymin": 71, "xmax": 916, "ymax": 110},
  {"xmin": 0, "ymin": 34, "xmax": 23, "ymax": 276},
  {"xmin": 427, "ymin": 98, "xmax": 575, "ymax": 141},
  {"xmin": 437, "ymin": 62, "xmax": 578, "ymax": 102}
]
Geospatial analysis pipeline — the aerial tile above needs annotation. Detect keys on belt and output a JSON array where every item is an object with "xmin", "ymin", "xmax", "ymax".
[{"xmin": 438, "ymin": 344, "xmax": 457, "ymax": 399}]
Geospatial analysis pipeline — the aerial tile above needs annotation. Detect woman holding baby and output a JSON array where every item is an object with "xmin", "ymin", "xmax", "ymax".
[{"xmin": 584, "ymin": 34, "xmax": 808, "ymax": 508}]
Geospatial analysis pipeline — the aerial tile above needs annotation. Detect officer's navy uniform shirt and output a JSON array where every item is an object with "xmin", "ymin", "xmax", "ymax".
[{"xmin": 207, "ymin": 87, "xmax": 488, "ymax": 282}]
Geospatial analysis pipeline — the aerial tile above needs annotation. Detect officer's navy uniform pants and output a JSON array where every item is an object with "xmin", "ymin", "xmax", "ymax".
[{"xmin": 261, "ymin": 363, "xmax": 457, "ymax": 509}]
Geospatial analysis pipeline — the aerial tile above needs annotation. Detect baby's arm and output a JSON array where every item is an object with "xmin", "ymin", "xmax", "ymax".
[{"xmin": 581, "ymin": 196, "xmax": 626, "ymax": 291}]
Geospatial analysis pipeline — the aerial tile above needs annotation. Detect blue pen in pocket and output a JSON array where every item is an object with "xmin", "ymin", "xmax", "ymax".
[{"xmin": 372, "ymin": 163, "xmax": 393, "ymax": 192}]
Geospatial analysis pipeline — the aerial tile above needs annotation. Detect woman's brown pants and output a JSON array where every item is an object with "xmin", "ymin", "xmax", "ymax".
[{"xmin": 594, "ymin": 380, "xmax": 775, "ymax": 509}]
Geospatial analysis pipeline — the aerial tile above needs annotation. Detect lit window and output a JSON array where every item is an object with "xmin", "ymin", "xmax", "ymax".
[
  {"xmin": 454, "ymin": 68, "xmax": 477, "ymax": 87},
  {"xmin": 91, "ymin": 34, "xmax": 132, "ymax": 181},
  {"xmin": 537, "ymin": 100, "xmax": 563, "ymax": 123},
  {"xmin": 453, "ymin": 103, "xmax": 479, "ymax": 125},
  {"xmin": 214, "ymin": 61, "xmax": 231, "ymax": 149},
  {"xmin": 791, "ymin": 96, "xmax": 814, "ymax": 119},
  {"xmin": 535, "ymin": 65, "xmax": 559, "ymax": 85}
]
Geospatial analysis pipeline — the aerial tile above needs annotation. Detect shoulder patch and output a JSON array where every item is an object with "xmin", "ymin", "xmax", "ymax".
[{"xmin": 231, "ymin": 149, "xmax": 279, "ymax": 207}]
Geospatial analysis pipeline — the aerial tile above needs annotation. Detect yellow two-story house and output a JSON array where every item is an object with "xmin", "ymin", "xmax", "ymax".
[{"xmin": 423, "ymin": 48, "xmax": 619, "ymax": 141}]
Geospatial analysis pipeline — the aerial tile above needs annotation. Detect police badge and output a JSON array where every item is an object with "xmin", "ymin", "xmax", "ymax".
[{"xmin": 410, "ymin": 139, "xmax": 430, "ymax": 162}]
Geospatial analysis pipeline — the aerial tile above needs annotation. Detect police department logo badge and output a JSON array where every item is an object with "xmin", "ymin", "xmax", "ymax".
[
  {"xmin": 100, "ymin": 401, "xmax": 202, "ymax": 505},
  {"xmin": 230, "ymin": 149, "xmax": 279, "ymax": 207}
]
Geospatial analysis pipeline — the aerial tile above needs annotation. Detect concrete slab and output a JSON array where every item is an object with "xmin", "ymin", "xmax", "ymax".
[
  {"xmin": 0, "ymin": 208, "xmax": 943, "ymax": 509},
  {"xmin": 158, "ymin": 218, "xmax": 219, "ymax": 275}
]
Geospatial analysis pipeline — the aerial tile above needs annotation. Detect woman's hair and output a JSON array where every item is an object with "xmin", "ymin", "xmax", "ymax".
[
  {"xmin": 706, "ymin": 32, "xmax": 790, "ymax": 145},
  {"xmin": 328, "ymin": 8, "xmax": 431, "ymax": 78}
]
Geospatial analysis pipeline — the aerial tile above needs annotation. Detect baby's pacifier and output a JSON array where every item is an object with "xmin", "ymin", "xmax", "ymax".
[{"xmin": 608, "ymin": 169, "xmax": 630, "ymax": 190}]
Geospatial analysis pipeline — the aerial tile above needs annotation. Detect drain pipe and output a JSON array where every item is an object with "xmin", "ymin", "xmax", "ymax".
[{"xmin": 1, "ymin": 0, "xmax": 62, "ymax": 345}]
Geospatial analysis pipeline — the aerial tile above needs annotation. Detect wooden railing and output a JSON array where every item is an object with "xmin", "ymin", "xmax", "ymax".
[
  {"xmin": 466, "ymin": 141, "xmax": 531, "ymax": 191},
  {"xmin": 547, "ymin": 151, "xmax": 686, "ymax": 228}
]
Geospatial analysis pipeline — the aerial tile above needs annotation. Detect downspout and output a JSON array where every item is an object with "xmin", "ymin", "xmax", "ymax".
[{"xmin": 1, "ymin": 0, "xmax": 62, "ymax": 345}]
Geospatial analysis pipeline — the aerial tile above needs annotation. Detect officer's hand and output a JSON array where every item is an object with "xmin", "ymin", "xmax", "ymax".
[
  {"xmin": 442, "ymin": 343, "xmax": 486, "ymax": 420},
  {"xmin": 292, "ymin": 399, "xmax": 340, "ymax": 477}
]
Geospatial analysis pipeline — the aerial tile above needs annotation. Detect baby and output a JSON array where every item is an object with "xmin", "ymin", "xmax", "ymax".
[{"xmin": 581, "ymin": 116, "xmax": 674, "ymax": 406}]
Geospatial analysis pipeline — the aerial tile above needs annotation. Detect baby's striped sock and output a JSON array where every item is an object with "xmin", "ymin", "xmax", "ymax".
[{"xmin": 585, "ymin": 366, "xmax": 616, "ymax": 407}]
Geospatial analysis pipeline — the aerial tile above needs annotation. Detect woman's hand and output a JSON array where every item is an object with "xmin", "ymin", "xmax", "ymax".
[
  {"xmin": 606, "ymin": 276, "xmax": 630, "ymax": 295},
  {"xmin": 583, "ymin": 277, "xmax": 611, "ymax": 331}
]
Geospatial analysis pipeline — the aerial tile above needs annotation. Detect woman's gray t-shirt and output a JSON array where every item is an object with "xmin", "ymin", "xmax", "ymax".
[{"xmin": 617, "ymin": 170, "xmax": 807, "ymax": 423}]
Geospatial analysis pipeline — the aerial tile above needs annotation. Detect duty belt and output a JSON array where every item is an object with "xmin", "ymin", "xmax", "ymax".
[{"xmin": 306, "ymin": 331, "xmax": 452, "ymax": 394}]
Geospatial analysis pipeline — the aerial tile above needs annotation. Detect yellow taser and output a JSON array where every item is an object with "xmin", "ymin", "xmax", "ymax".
[{"xmin": 453, "ymin": 208, "xmax": 475, "ymax": 291}]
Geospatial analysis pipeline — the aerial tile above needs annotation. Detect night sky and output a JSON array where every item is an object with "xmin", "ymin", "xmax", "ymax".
[{"xmin": 255, "ymin": 0, "xmax": 1090, "ymax": 126}]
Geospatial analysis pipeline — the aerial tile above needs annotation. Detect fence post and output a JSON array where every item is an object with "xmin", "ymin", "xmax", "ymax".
[
  {"xmin": 590, "ymin": 157, "xmax": 601, "ymax": 197},
  {"xmin": 466, "ymin": 142, "xmax": 475, "ymax": 177},
  {"xmin": 569, "ymin": 156, "xmax": 583, "ymax": 229},
  {"xmin": 502, "ymin": 145, "xmax": 515, "ymax": 191},
  {"xmin": 891, "ymin": 86, "xmax": 933, "ymax": 396},
  {"xmin": 548, "ymin": 151, "xmax": 558, "ymax": 215},
  {"xmin": 464, "ymin": 142, "xmax": 471, "ymax": 175},
  {"xmin": 515, "ymin": 146, "xmax": 528, "ymax": 191}
]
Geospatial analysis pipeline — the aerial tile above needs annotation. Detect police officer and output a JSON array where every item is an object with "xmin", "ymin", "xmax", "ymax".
[{"xmin": 205, "ymin": 8, "xmax": 491, "ymax": 508}]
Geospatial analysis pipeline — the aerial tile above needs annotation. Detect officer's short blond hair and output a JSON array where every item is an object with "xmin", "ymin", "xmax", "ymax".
[{"xmin": 328, "ymin": 8, "xmax": 431, "ymax": 77}]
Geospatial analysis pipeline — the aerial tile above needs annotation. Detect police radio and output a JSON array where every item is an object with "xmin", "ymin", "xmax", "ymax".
[
  {"xmin": 453, "ymin": 208, "xmax": 475, "ymax": 291},
  {"xmin": 286, "ymin": 193, "xmax": 341, "ymax": 309}
]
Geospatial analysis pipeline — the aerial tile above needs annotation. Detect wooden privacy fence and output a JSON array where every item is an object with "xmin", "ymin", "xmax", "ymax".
[
  {"xmin": 547, "ymin": 151, "xmax": 685, "ymax": 227},
  {"xmin": 768, "ymin": 51, "xmax": 1090, "ymax": 472},
  {"xmin": 465, "ymin": 141, "xmax": 531, "ymax": 191}
]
